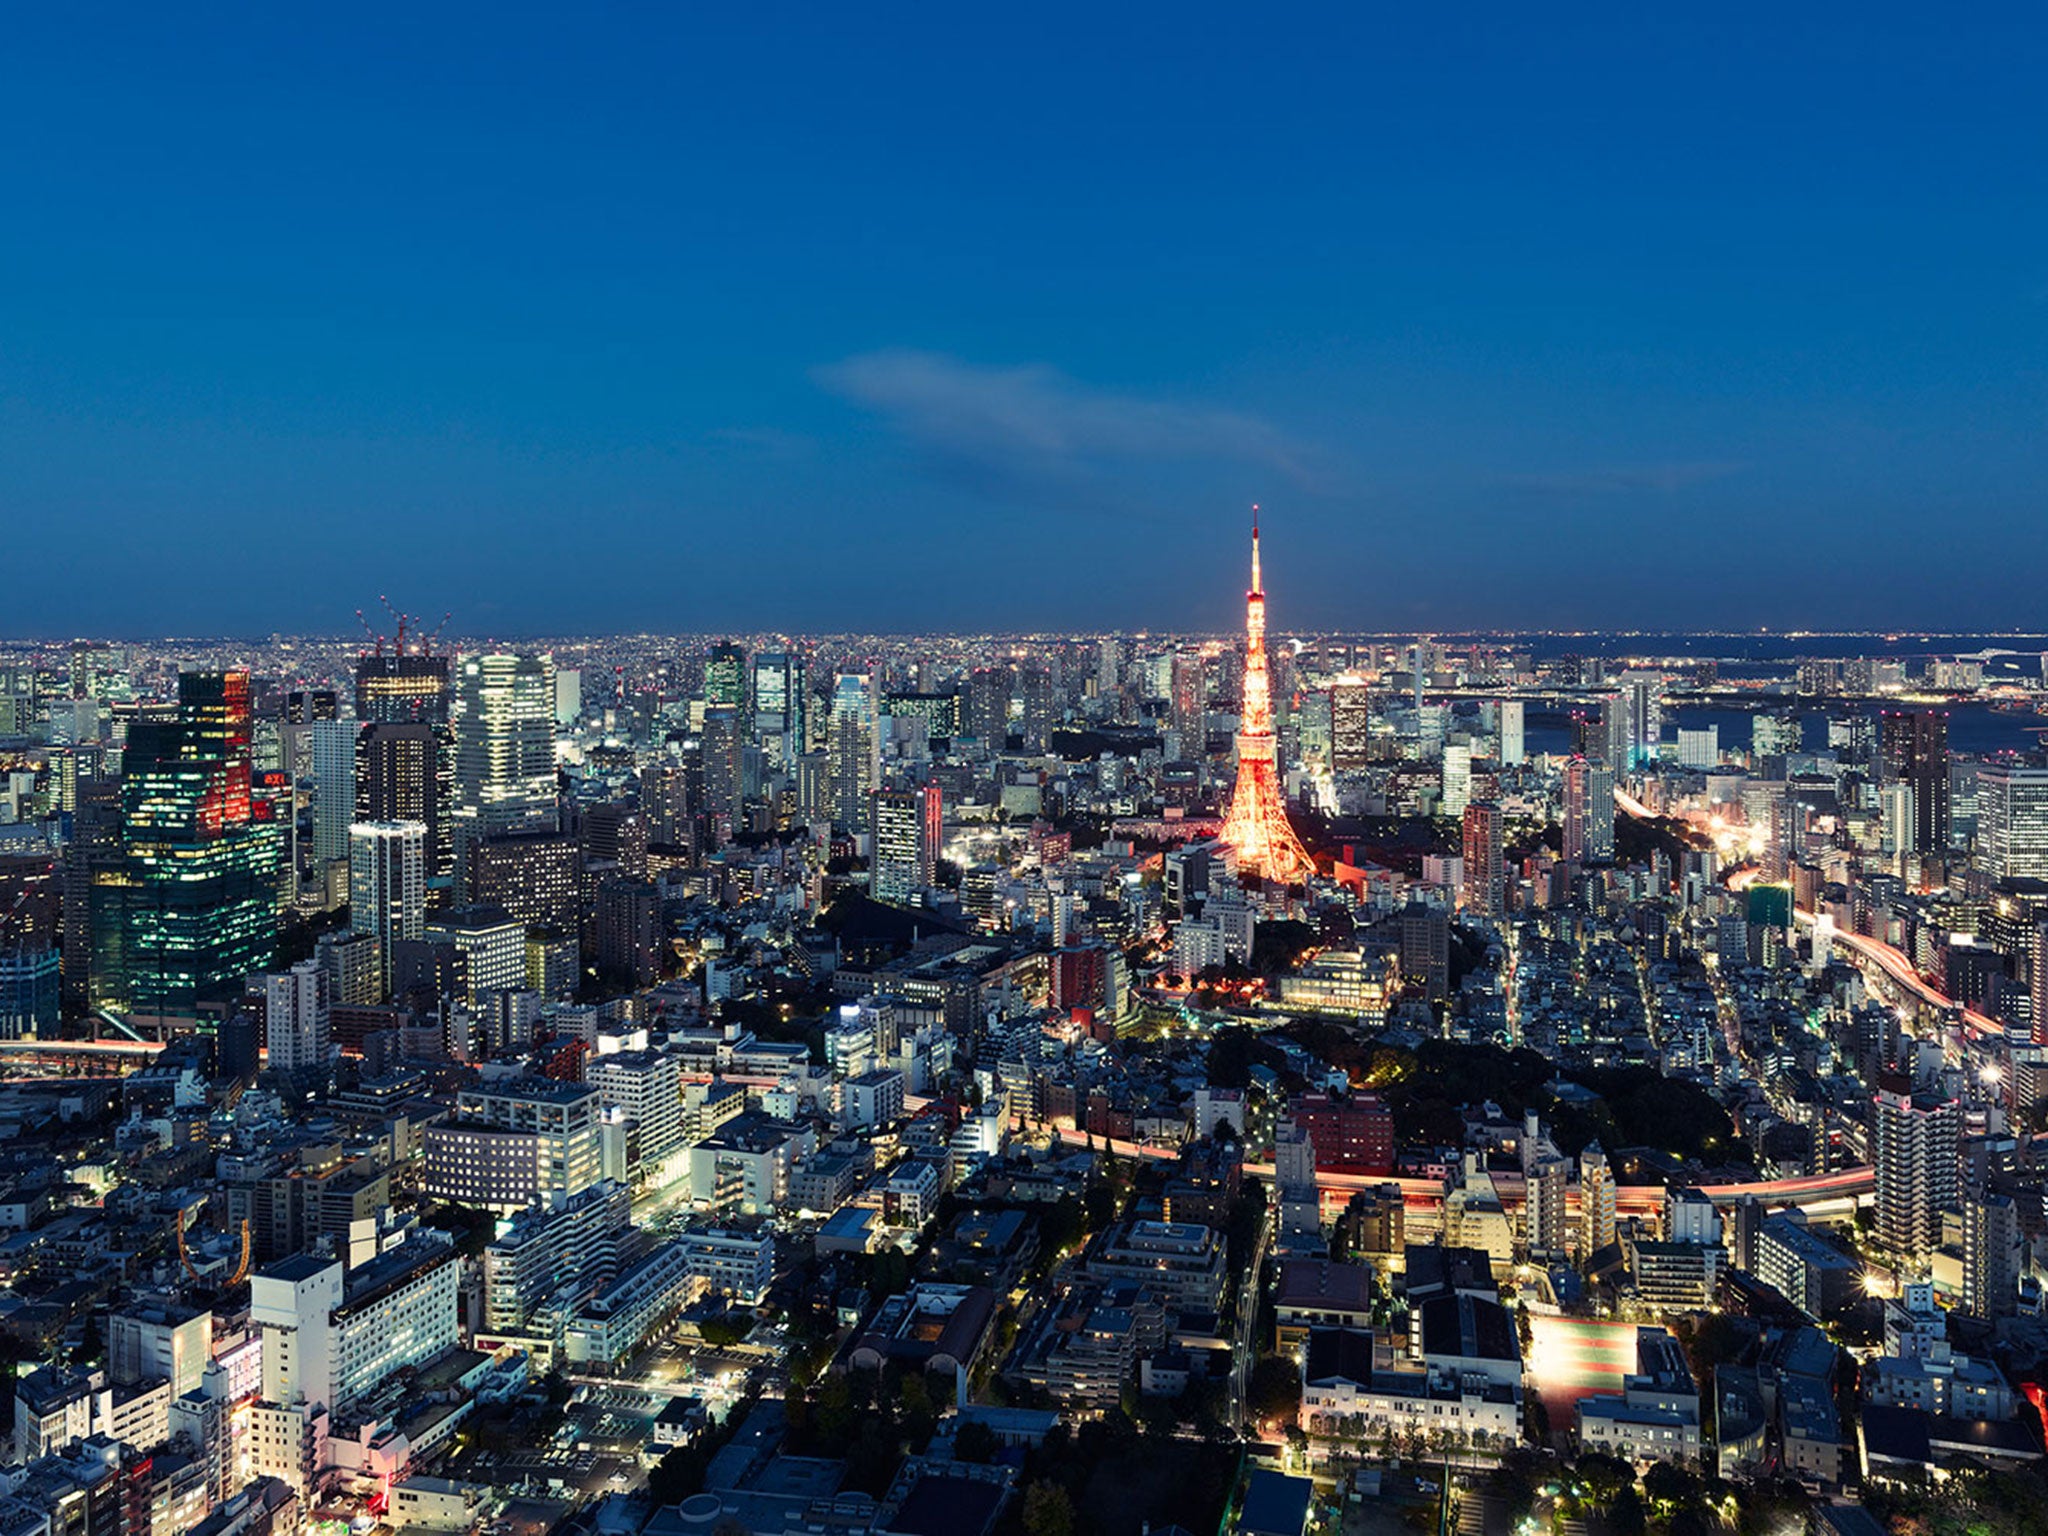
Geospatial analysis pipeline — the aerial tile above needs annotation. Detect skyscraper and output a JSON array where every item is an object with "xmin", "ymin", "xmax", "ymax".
[
  {"xmin": 751, "ymin": 651, "xmax": 807, "ymax": 767},
  {"xmin": 870, "ymin": 781, "xmax": 941, "ymax": 906},
  {"xmin": 1873, "ymin": 1072, "xmax": 1959, "ymax": 1260},
  {"xmin": 1015, "ymin": 664, "xmax": 1054, "ymax": 753},
  {"xmin": 451, "ymin": 652, "xmax": 557, "ymax": 889},
  {"xmin": 1585, "ymin": 764, "xmax": 1616, "ymax": 861},
  {"xmin": 1620, "ymin": 671, "xmax": 1661, "ymax": 768},
  {"xmin": 1563, "ymin": 756, "xmax": 1590, "ymax": 865},
  {"xmin": 1327, "ymin": 677, "xmax": 1370, "ymax": 772},
  {"xmin": 1441, "ymin": 743, "xmax": 1472, "ymax": 818},
  {"xmin": 967, "ymin": 665, "xmax": 1009, "ymax": 747},
  {"xmin": 1975, "ymin": 764, "xmax": 2048, "ymax": 882},
  {"xmin": 1880, "ymin": 709, "xmax": 1950, "ymax": 856},
  {"xmin": 701, "ymin": 704, "xmax": 745, "ymax": 842},
  {"xmin": 355, "ymin": 651, "xmax": 450, "ymax": 725},
  {"xmin": 1217, "ymin": 514, "xmax": 1314, "ymax": 882},
  {"xmin": 1461, "ymin": 802, "xmax": 1503, "ymax": 918},
  {"xmin": 705, "ymin": 642, "xmax": 747, "ymax": 717},
  {"xmin": 1497, "ymin": 699, "xmax": 1524, "ymax": 767},
  {"xmin": 308, "ymin": 718, "xmax": 359, "ymax": 871},
  {"xmin": 356, "ymin": 722, "xmax": 452, "ymax": 897},
  {"xmin": 91, "ymin": 671, "xmax": 280, "ymax": 1016},
  {"xmin": 1169, "ymin": 650, "xmax": 1206, "ymax": 760},
  {"xmin": 349, "ymin": 820, "xmax": 426, "ymax": 1000},
  {"xmin": 829, "ymin": 673, "xmax": 879, "ymax": 835}
]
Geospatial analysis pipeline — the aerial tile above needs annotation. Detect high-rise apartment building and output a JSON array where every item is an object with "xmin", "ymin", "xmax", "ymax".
[
  {"xmin": 1330, "ymin": 678, "xmax": 1370, "ymax": 771},
  {"xmin": 1873, "ymin": 1072, "xmax": 1960, "ymax": 1260},
  {"xmin": 1580, "ymin": 1144, "xmax": 1616, "ymax": 1254},
  {"xmin": 1461, "ymin": 802, "xmax": 1503, "ymax": 918},
  {"xmin": 701, "ymin": 704, "xmax": 745, "ymax": 837},
  {"xmin": 451, "ymin": 652, "xmax": 557, "ymax": 889},
  {"xmin": 1563, "ymin": 757, "xmax": 1590, "ymax": 864},
  {"xmin": 1169, "ymin": 651, "xmax": 1206, "ymax": 760},
  {"xmin": 264, "ymin": 960, "xmax": 331, "ymax": 1075},
  {"xmin": 1880, "ymin": 709, "xmax": 1950, "ymax": 856},
  {"xmin": 967, "ymin": 666, "xmax": 1009, "ymax": 747},
  {"xmin": 1961, "ymin": 1189, "xmax": 2020, "ymax": 1320}
]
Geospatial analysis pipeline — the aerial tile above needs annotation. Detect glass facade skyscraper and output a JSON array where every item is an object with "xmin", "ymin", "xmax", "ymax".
[{"xmin": 91, "ymin": 670, "xmax": 280, "ymax": 1016}]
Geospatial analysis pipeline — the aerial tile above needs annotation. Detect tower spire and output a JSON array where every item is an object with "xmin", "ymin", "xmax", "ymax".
[{"xmin": 1218, "ymin": 509, "xmax": 1313, "ymax": 883}]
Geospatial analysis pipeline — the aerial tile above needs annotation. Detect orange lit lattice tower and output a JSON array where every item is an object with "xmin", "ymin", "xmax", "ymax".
[{"xmin": 1218, "ymin": 511, "xmax": 1315, "ymax": 881}]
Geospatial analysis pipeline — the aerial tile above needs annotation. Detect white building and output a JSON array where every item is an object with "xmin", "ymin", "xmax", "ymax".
[
  {"xmin": 264, "ymin": 961, "xmax": 331, "ymax": 1074},
  {"xmin": 349, "ymin": 819, "xmax": 426, "ymax": 998},
  {"xmin": 586, "ymin": 1049, "xmax": 685, "ymax": 1168}
]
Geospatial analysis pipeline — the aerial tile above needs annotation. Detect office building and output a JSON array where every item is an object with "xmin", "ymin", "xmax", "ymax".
[
  {"xmin": 1880, "ymin": 709, "xmax": 1950, "ymax": 855},
  {"xmin": 469, "ymin": 829, "xmax": 581, "ymax": 932},
  {"xmin": 91, "ymin": 671, "xmax": 280, "ymax": 1017},
  {"xmin": 871, "ymin": 781, "xmax": 941, "ymax": 905},
  {"xmin": 586, "ymin": 1049, "xmax": 685, "ymax": 1168},
  {"xmin": 423, "ymin": 1079, "xmax": 606, "ymax": 1213},
  {"xmin": 308, "ymin": 719, "xmax": 358, "ymax": 871},
  {"xmin": 1976, "ymin": 764, "xmax": 2048, "ymax": 882},
  {"xmin": 355, "ymin": 650, "xmax": 450, "ymax": 725},
  {"xmin": 1330, "ymin": 678, "xmax": 1370, "ymax": 770},
  {"xmin": 751, "ymin": 651, "xmax": 807, "ymax": 766},
  {"xmin": 1496, "ymin": 697, "xmax": 1524, "ymax": 767},
  {"xmin": 348, "ymin": 820, "xmax": 425, "ymax": 998},
  {"xmin": 829, "ymin": 673, "xmax": 878, "ymax": 834},
  {"xmin": 451, "ymin": 652, "xmax": 557, "ymax": 889},
  {"xmin": 423, "ymin": 904, "xmax": 527, "ymax": 1003},
  {"xmin": 355, "ymin": 721, "xmax": 452, "ymax": 896}
]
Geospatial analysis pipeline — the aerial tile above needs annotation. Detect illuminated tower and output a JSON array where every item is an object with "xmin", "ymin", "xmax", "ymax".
[{"xmin": 1218, "ymin": 512, "xmax": 1315, "ymax": 882}]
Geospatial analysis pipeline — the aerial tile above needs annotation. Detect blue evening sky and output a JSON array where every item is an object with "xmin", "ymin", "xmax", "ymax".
[{"xmin": 2, "ymin": 6, "xmax": 2044, "ymax": 637}]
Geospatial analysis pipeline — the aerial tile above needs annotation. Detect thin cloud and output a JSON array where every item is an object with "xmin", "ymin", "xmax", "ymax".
[
  {"xmin": 815, "ymin": 349, "xmax": 1330, "ymax": 493},
  {"xmin": 1497, "ymin": 461, "xmax": 1747, "ymax": 497}
]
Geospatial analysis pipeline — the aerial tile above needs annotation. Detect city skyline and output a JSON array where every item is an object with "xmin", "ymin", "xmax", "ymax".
[{"xmin": 3, "ymin": 9, "xmax": 2045, "ymax": 635}]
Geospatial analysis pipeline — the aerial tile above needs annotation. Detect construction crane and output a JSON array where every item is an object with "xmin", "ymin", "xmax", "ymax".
[{"xmin": 355, "ymin": 598, "xmax": 454, "ymax": 657}]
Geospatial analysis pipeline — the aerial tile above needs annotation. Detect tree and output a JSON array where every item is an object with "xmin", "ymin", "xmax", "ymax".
[
  {"xmin": 1643, "ymin": 1460, "xmax": 1702, "ymax": 1514},
  {"xmin": 697, "ymin": 1314, "xmax": 753, "ymax": 1349},
  {"xmin": 953, "ymin": 1419, "xmax": 1000, "ymax": 1464},
  {"xmin": 1247, "ymin": 1355, "xmax": 1302, "ymax": 1425},
  {"xmin": 1022, "ymin": 1481, "xmax": 1075, "ymax": 1536},
  {"xmin": 1608, "ymin": 1486, "xmax": 1646, "ymax": 1536}
]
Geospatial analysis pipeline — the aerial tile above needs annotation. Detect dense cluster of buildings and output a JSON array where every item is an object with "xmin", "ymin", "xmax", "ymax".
[{"xmin": 3, "ymin": 547, "xmax": 2048, "ymax": 1535}]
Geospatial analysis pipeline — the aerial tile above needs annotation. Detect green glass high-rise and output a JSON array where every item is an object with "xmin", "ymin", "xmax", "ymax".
[
  {"xmin": 91, "ymin": 671, "xmax": 281, "ymax": 1017},
  {"xmin": 706, "ymin": 642, "xmax": 748, "ymax": 717}
]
